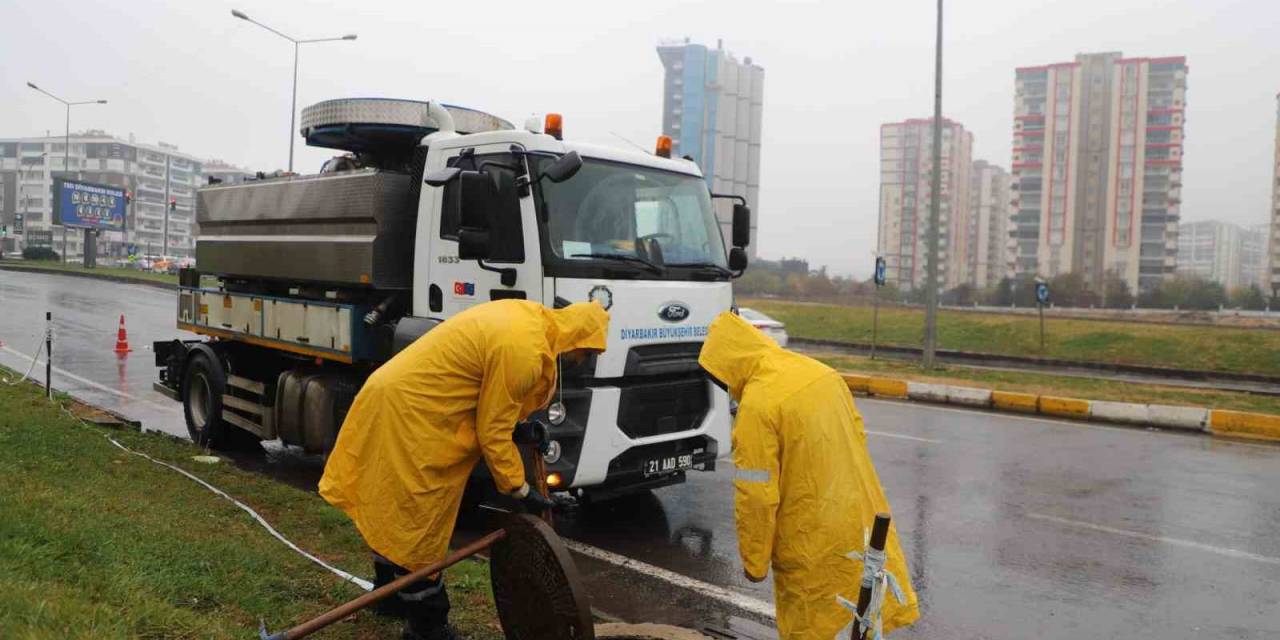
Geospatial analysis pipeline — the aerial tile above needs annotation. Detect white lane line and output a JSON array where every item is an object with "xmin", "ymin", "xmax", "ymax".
[
  {"xmin": 865, "ymin": 429, "xmax": 941, "ymax": 444},
  {"xmin": 0, "ymin": 345, "xmax": 171, "ymax": 410},
  {"xmin": 1026, "ymin": 513, "xmax": 1280, "ymax": 566},
  {"xmin": 562, "ymin": 539, "xmax": 777, "ymax": 620}
]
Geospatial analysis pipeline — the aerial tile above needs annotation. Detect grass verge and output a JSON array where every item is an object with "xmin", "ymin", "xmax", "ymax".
[
  {"xmin": 818, "ymin": 353, "xmax": 1280, "ymax": 414},
  {"xmin": 0, "ymin": 259, "xmax": 178, "ymax": 286},
  {"xmin": 744, "ymin": 298, "xmax": 1280, "ymax": 378},
  {"xmin": 0, "ymin": 376, "xmax": 502, "ymax": 639}
]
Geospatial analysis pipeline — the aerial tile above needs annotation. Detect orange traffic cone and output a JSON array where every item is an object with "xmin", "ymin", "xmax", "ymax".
[{"xmin": 114, "ymin": 314, "xmax": 132, "ymax": 354}]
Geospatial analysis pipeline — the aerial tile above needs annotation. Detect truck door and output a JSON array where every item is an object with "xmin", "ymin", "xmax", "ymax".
[{"xmin": 424, "ymin": 143, "xmax": 543, "ymax": 318}]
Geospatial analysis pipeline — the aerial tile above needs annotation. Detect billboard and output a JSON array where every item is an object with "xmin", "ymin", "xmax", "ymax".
[{"xmin": 53, "ymin": 178, "xmax": 126, "ymax": 232}]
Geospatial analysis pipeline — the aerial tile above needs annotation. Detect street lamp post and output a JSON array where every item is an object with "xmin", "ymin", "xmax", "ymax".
[
  {"xmin": 922, "ymin": 0, "xmax": 944, "ymax": 369},
  {"xmin": 26, "ymin": 82, "xmax": 106, "ymax": 266},
  {"xmin": 231, "ymin": 9, "xmax": 356, "ymax": 173}
]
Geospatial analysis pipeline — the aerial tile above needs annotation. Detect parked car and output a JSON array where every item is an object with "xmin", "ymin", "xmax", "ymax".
[{"xmin": 738, "ymin": 307, "xmax": 789, "ymax": 347}]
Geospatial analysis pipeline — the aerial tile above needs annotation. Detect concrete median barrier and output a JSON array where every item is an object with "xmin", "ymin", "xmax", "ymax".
[
  {"xmin": 868, "ymin": 377, "xmax": 909, "ymax": 399},
  {"xmin": 1038, "ymin": 395, "xmax": 1091, "ymax": 419},
  {"xmin": 907, "ymin": 381, "xmax": 948, "ymax": 403},
  {"xmin": 1147, "ymin": 404, "xmax": 1209, "ymax": 431},
  {"xmin": 946, "ymin": 385, "xmax": 993, "ymax": 407},
  {"xmin": 1089, "ymin": 400, "xmax": 1149, "ymax": 425},
  {"xmin": 991, "ymin": 390, "xmax": 1038, "ymax": 413},
  {"xmin": 1207, "ymin": 409, "xmax": 1280, "ymax": 441},
  {"xmin": 842, "ymin": 373, "xmax": 872, "ymax": 395}
]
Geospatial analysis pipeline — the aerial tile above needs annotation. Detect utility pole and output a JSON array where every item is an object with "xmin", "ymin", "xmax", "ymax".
[
  {"xmin": 26, "ymin": 82, "xmax": 106, "ymax": 265},
  {"xmin": 231, "ymin": 9, "xmax": 356, "ymax": 173},
  {"xmin": 922, "ymin": 0, "xmax": 944, "ymax": 369}
]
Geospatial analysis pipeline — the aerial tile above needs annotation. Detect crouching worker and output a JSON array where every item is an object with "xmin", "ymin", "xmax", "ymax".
[
  {"xmin": 319, "ymin": 299, "xmax": 609, "ymax": 640},
  {"xmin": 698, "ymin": 311, "xmax": 920, "ymax": 639}
]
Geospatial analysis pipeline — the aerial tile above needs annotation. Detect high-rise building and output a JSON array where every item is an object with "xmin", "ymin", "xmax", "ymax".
[
  {"xmin": 877, "ymin": 117, "xmax": 973, "ymax": 291},
  {"xmin": 967, "ymin": 160, "xmax": 1012, "ymax": 289},
  {"xmin": 1241, "ymin": 223, "xmax": 1269, "ymax": 290},
  {"xmin": 1010, "ymin": 52, "xmax": 1188, "ymax": 294},
  {"xmin": 1177, "ymin": 220, "xmax": 1244, "ymax": 289},
  {"xmin": 0, "ymin": 132, "xmax": 206, "ymax": 258},
  {"xmin": 657, "ymin": 38, "xmax": 764, "ymax": 255},
  {"xmin": 1269, "ymin": 93, "xmax": 1280, "ymax": 297}
]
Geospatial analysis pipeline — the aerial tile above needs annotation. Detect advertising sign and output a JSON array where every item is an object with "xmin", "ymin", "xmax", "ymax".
[
  {"xmin": 1036, "ymin": 282, "xmax": 1050, "ymax": 305},
  {"xmin": 873, "ymin": 256, "xmax": 887, "ymax": 287},
  {"xmin": 52, "ymin": 178, "xmax": 126, "ymax": 232}
]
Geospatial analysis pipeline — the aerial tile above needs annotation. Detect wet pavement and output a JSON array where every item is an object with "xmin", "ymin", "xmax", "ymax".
[{"xmin": 4, "ymin": 269, "xmax": 1279, "ymax": 639}]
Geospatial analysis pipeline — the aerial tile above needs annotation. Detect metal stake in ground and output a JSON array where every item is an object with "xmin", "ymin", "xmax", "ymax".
[
  {"xmin": 854, "ymin": 513, "xmax": 891, "ymax": 640},
  {"xmin": 45, "ymin": 311, "xmax": 52, "ymax": 399}
]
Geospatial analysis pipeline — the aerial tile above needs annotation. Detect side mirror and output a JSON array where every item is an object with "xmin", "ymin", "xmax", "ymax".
[
  {"xmin": 424, "ymin": 166, "xmax": 461, "ymax": 187},
  {"xmin": 732, "ymin": 203, "xmax": 751, "ymax": 248},
  {"xmin": 541, "ymin": 151, "xmax": 583, "ymax": 184},
  {"xmin": 729, "ymin": 247, "xmax": 748, "ymax": 273}
]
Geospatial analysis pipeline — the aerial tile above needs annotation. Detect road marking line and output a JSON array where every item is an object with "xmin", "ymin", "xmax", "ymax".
[
  {"xmin": 562, "ymin": 539, "xmax": 778, "ymax": 620},
  {"xmin": 1026, "ymin": 513, "xmax": 1280, "ymax": 566},
  {"xmin": 0, "ymin": 345, "xmax": 171, "ymax": 411},
  {"xmin": 865, "ymin": 429, "xmax": 941, "ymax": 444}
]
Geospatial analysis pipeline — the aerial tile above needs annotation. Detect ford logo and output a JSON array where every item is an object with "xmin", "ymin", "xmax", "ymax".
[{"xmin": 658, "ymin": 302, "xmax": 690, "ymax": 323}]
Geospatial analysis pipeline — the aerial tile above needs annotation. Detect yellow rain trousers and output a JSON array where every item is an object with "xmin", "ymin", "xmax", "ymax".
[
  {"xmin": 698, "ymin": 312, "xmax": 919, "ymax": 639},
  {"xmin": 319, "ymin": 299, "xmax": 608, "ymax": 570}
]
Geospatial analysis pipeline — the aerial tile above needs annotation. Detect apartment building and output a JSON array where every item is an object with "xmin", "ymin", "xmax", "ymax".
[
  {"xmin": 0, "ymin": 132, "xmax": 204, "ymax": 258},
  {"xmin": 877, "ymin": 117, "xmax": 973, "ymax": 291},
  {"xmin": 657, "ymin": 38, "xmax": 764, "ymax": 255},
  {"xmin": 1010, "ymin": 52, "xmax": 1188, "ymax": 294},
  {"xmin": 1270, "ymin": 93, "xmax": 1280, "ymax": 297},
  {"xmin": 967, "ymin": 160, "xmax": 1012, "ymax": 289}
]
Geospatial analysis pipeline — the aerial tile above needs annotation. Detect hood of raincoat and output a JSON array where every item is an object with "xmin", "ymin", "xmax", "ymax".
[
  {"xmin": 698, "ymin": 311, "xmax": 780, "ymax": 401},
  {"xmin": 541, "ymin": 301, "xmax": 610, "ymax": 355}
]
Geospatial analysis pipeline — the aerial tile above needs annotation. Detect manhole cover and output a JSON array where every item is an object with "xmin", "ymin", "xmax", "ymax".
[{"xmin": 491, "ymin": 514, "xmax": 595, "ymax": 640}]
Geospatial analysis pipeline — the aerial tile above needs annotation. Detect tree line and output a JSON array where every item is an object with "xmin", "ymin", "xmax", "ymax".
[{"xmin": 737, "ymin": 258, "xmax": 1273, "ymax": 311}]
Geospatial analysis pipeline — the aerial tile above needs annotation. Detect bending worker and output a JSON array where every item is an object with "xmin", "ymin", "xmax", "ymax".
[
  {"xmin": 319, "ymin": 299, "xmax": 609, "ymax": 640},
  {"xmin": 698, "ymin": 311, "xmax": 919, "ymax": 639}
]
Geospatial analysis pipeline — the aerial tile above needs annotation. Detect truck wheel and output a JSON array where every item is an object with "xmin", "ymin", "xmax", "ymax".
[{"xmin": 183, "ymin": 351, "xmax": 234, "ymax": 449}]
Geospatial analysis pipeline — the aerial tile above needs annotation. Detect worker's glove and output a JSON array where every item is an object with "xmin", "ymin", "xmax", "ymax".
[{"xmin": 513, "ymin": 483, "xmax": 556, "ymax": 513}]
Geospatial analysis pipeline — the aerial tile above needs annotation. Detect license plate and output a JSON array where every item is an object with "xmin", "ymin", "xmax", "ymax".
[{"xmin": 643, "ymin": 453, "xmax": 693, "ymax": 477}]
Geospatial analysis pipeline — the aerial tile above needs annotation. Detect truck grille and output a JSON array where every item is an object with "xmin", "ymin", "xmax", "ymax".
[{"xmin": 616, "ymin": 378, "xmax": 709, "ymax": 439}]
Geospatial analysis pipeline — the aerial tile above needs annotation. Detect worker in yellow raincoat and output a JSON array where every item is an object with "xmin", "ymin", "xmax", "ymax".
[
  {"xmin": 698, "ymin": 311, "xmax": 919, "ymax": 639},
  {"xmin": 319, "ymin": 299, "xmax": 609, "ymax": 640}
]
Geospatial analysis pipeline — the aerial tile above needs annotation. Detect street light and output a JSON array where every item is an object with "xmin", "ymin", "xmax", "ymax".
[
  {"xmin": 27, "ymin": 81, "xmax": 107, "ymax": 264},
  {"xmin": 231, "ymin": 9, "xmax": 357, "ymax": 173}
]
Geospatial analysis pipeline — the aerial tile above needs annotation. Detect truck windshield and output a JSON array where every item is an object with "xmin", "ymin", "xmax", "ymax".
[{"xmin": 533, "ymin": 157, "xmax": 729, "ymax": 280}]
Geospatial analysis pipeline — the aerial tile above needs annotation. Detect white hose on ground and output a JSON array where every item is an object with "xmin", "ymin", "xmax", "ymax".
[
  {"xmin": 101, "ymin": 434, "xmax": 375, "ymax": 591},
  {"xmin": 1, "ymin": 336, "xmax": 45, "ymax": 385}
]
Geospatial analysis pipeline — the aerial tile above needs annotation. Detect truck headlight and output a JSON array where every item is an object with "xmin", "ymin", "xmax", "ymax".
[
  {"xmin": 547, "ymin": 401, "xmax": 567, "ymax": 425},
  {"xmin": 543, "ymin": 440, "xmax": 562, "ymax": 465}
]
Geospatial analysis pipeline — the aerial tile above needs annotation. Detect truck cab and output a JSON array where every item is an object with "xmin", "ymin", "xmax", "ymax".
[{"xmin": 155, "ymin": 98, "xmax": 751, "ymax": 499}]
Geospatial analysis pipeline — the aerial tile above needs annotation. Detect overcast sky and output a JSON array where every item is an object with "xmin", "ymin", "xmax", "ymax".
[{"xmin": 3, "ymin": 0, "xmax": 1277, "ymax": 276}]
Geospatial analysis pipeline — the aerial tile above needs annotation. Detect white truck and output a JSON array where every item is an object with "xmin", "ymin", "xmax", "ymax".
[{"xmin": 153, "ymin": 98, "xmax": 752, "ymax": 500}]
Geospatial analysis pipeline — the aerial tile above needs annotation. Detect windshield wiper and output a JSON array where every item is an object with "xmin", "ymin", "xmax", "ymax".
[
  {"xmin": 570, "ymin": 253, "xmax": 665, "ymax": 274},
  {"xmin": 666, "ymin": 261, "xmax": 732, "ymax": 277}
]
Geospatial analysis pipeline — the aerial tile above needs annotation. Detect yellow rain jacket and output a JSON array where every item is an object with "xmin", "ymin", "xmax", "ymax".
[
  {"xmin": 698, "ymin": 311, "xmax": 919, "ymax": 639},
  {"xmin": 319, "ymin": 299, "xmax": 609, "ymax": 570}
]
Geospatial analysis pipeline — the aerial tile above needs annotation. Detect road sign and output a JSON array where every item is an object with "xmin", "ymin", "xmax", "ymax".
[
  {"xmin": 52, "ymin": 178, "xmax": 127, "ymax": 232},
  {"xmin": 1036, "ymin": 282, "xmax": 1050, "ymax": 305},
  {"xmin": 874, "ymin": 256, "xmax": 888, "ymax": 287}
]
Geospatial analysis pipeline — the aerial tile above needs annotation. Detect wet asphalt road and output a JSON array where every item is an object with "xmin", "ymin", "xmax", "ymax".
[{"xmin": 3, "ymin": 269, "xmax": 1279, "ymax": 639}]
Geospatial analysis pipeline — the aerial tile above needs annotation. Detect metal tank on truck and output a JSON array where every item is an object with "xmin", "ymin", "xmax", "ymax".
[{"xmin": 152, "ymin": 97, "xmax": 754, "ymax": 500}]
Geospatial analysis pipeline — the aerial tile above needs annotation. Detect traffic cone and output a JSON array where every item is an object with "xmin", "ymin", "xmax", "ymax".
[{"xmin": 113, "ymin": 314, "xmax": 132, "ymax": 354}]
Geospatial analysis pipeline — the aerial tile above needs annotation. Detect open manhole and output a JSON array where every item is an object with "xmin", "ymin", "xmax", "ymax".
[{"xmin": 595, "ymin": 623, "xmax": 713, "ymax": 639}]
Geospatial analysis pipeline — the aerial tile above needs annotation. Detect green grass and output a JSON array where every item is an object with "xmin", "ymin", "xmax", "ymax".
[
  {"xmin": 0, "ymin": 259, "xmax": 177, "ymax": 285},
  {"xmin": 745, "ymin": 298, "xmax": 1280, "ymax": 377},
  {"xmin": 0, "ymin": 379, "xmax": 502, "ymax": 639},
  {"xmin": 817, "ymin": 353, "xmax": 1280, "ymax": 414}
]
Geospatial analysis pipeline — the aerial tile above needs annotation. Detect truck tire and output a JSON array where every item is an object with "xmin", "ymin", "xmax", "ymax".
[{"xmin": 182, "ymin": 351, "xmax": 236, "ymax": 449}]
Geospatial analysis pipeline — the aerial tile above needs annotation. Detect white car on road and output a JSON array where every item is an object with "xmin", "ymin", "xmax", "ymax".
[{"xmin": 738, "ymin": 307, "xmax": 789, "ymax": 347}]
